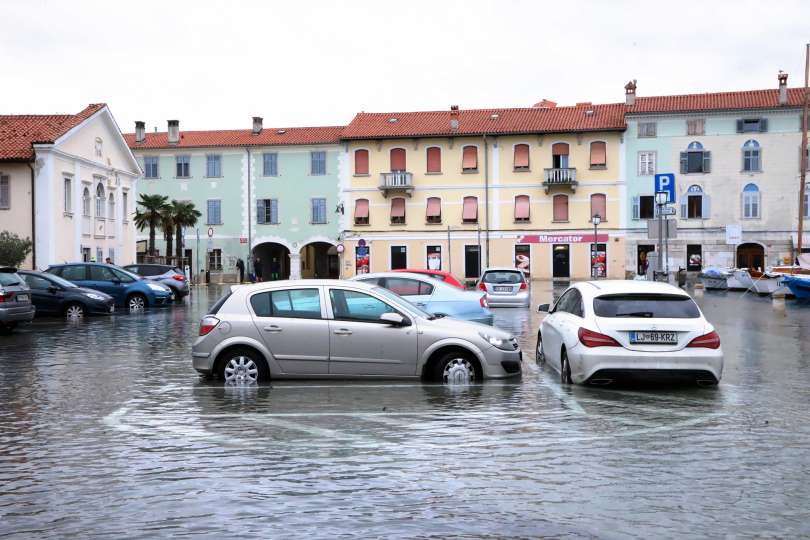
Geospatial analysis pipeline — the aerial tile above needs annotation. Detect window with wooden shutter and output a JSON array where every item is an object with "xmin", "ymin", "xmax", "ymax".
[
  {"xmin": 552, "ymin": 194, "xmax": 568, "ymax": 222},
  {"xmin": 513, "ymin": 144, "xmax": 530, "ymax": 170},
  {"xmin": 638, "ymin": 122, "xmax": 657, "ymax": 138},
  {"xmin": 687, "ymin": 119, "xmax": 705, "ymax": 136},
  {"xmin": 590, "ymin": 194, "xmax": 606, "ymax": 221},
  {"xmin": 354, "ymin": 198, "xmax": 369, "ymax": 225},
  {"xmin": 638, "ymin": 151, "xmax": 656, "ymax": 175},
  {"xmin": 462, "ymin": 196, "xmax": 478, "ymax": 223},
  {"xmin": 514, "ymin": 195, "xmax": 530, "ymax": 223},
  {"xmin": 426, "ymin": 147, "xmax": 441, "ymax": 173},
  {"xmin": 354, "ymin": 149, "xmax": 369, "ymax": 175},
  {"xmin": 462, "ymin": 146, "xmax": 478, "ymax": 171},
  {"xmin": 0, "ymin": 175, "xmax": 9, "ymax": 209},
  {"xmin": 632, "ymin": 195, "xmax": 640, "ymax": 220},
  {"xmin": 426, "ymin": 197, "xmax": 441, "ymax": 223},
  {"xmin": 738, "ymin": 118, "xmax": 768, "ymax": 133},
  {"xmin": 390, "ymin": 197, "xmax": 406, "ymax": 224},
  {"xmin": 390, "ymin": 148, "xmax": 406, "ymax": 172},
  {"xmin": 552, "ymin": 143, "xmax": 569, "ymax": 168},
  {"xmin": 639, "ymin": 196, "xmax": 655, "ymax": 219},
  {"xmin": 589, "ymin": 141, "xmax": 606, "ymax": 168}
]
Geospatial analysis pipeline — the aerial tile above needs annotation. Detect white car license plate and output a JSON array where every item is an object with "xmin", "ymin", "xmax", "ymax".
[
  {"xmin": 630, "ymin": 331, "xmax": 677, "ymax": 344},
  {"xmin": 16, "ymin": 294, "xmax": 29, "ymax": 302},
  {"xmin": 494, "ymin": 286, "xmax": 511, "ymax": 293}
]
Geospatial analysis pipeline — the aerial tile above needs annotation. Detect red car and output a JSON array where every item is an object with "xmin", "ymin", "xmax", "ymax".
[{"xmin": 392, "ymin": 269, "xmax": 466, "ymax": 290}]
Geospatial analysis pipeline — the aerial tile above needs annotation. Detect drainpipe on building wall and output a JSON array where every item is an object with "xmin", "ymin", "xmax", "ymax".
[
  {"xmin": 27, "ymin": 161, "xmax": 36, "ymax": 269},
  {"xmin": 484, "ymin": 136, "xmax": 490, "ymax": 267},
  {"xmin": 246, "ymin": 147, "xmax": 252, "ymax": 277}
]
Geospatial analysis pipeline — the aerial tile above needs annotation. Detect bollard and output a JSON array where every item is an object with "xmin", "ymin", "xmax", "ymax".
[
  {"xmin": 693, "ymin": 283, "xmax": 704, "ymax": 299},
  {"xmin": 772, "ymin": 291, "xmax": 786, "ymax": 311}
]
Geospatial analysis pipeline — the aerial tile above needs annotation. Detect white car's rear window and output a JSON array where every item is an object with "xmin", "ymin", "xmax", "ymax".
[{"xmin": 593, "ymin": 294, "xmax": 700, "ymax": 318}]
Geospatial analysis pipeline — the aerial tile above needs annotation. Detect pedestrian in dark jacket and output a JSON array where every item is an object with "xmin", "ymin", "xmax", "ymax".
[
  {"xmin": 236, "ymin": 258, "xmax": 245, "ymax": 283},
  {"xmin": 254, "ymin": 257, "xmax": 263, "ymax": 282}
]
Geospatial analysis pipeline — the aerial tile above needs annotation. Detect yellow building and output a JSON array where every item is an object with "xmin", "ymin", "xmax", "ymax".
[{"xmin": 338, "ymin": 103, "xmax": 627, "ymax": 281}]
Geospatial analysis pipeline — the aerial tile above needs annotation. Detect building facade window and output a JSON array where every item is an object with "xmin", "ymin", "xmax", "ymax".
[
  {"xmin": 144, "ymin": 156, "xmax": 159, "ymax": 179},
  {"xmin": 687, "ymin": 244, "xmax": 703, "ymax": 271},
  {"xmin": 257, "ymin": 199, "xmax": 279, "ymax": 224},
  {"xmin": 311, "ymin": 198, "xmax": 327, "ymax": 224},
  {"xmin": 390, "ymin": 148, "xmax": 406, "ymax": 171},
  {"xmin": 590, "ymin": 193, "xmax": 606, "ymax": 221},
  {"xmin": 462, "ymin": 145, "xmax": 478, "ymax": 172},
  {"xmin": 263, "ymin": 153, "xmax": 278, "ymax": 176},
  {"xmin": 95, "ymin": 184, "xmax": 105, "ymax": 218},
  {"xmin": 737, "ymin": 118, "xmax": 768, "ymax": 133},
  {"xmin": 209, "ymin": 249, "xmax": 223, "ymax": 270},
  {"xmin": 206, "ymin": 155, "xmax": 222, "ymax": 177},
  {"xmin": 390, "ymin": 246, "xmax": 407, "ymax": 270},
  {"xmin": 552, "ymin": 142, "xmax": 570, "ymax": 168},
  {"xmin": 354, "ymin": 198, "xmax": 369, "ymax": 225},
  {"xmin": 82, "ymin": 187, "xmax": 91, "ymax": 216},
  {"xmin": 64, "ymin": 177, "xmax": 72, "ymax": 214},
  {"xmin": 176, "ymin": 155, "xmax": 191, "ymax": 178},
  {"xmin": 681, "ymin": 185, "xmax": 709, "ymax": 219},
  {"xmin": 462, "ymin": 196, "xmax": 478, "ymax": 224},
  {"xmin": 589, "ymin": 141, "xmax": 606, "ymax": 168},
  {"xmin": 426, "ymin": 197, "xmax": 442, "ymax": 224},
  {"xmin": 426, "ymin": 147, "xmax": 441, "ymax": 173},
  {"xmin": 552, "ymin": 194, "xmax": 569, "ymax": 222},
  {"xmin": 354, "ymin": 149, "xmax": 369, "ymax": 175},
  {"xmin": 638, "ymin": 151, "xmax": 656, "ymax": 176},
  {"xmin": 514, "ymin": 195, "xmax": 530, "ymax": 223},
  {"xmin": 108, "ymin": 194, "xmax": 115, "ymax": 221},
  {"xmin": 122, "ymin": 192, "xmax": 128, "ymax": 222},
  {"xmin": 206, "ymin": 199, "xmax": 222, "ymax": 224},
  {"xmin": 513, "ymin": 144, "xmax": 530, "ymax": 170},
  {"xmin": 311, "ymin": 151, "xmax": 326, "ymax": 175},
  {"xmin": 680, "ymin": 141, "xmax": 711, "ymax": 174},
  {"xmin": 687, "ymin": 119, "xmax": 705, "ymax": 136},
  {"xmin": 0, "ymin": 175, "xmax": 9, "ymax": 209},
  {"xmin": 742, "ymin": 140, "xmax": 761, "ymax": 172},
  {"xmin": 390, "ymin": 197, "xmax": 406, "ymax": 224},
  {"xmin": 742, "ymin": 183, "xmax": 760, "ymax": 219},
  {"xmin": 638, "ymin": 122, "xmax": 657, "ymax": 138}
]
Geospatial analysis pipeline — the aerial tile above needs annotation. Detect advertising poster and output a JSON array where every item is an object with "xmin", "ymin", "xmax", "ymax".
[
  {"xmin": 355, "ymin": 245, "xmax": 370, "ymax": 274},
  {"xmin": 515, "ymin": 244, "xmax": 530, "ymax": 278},
  {"xmin": 427, "ymin": 245, "xmax": 442, "ymax": 270},
  {"xmin": 591, "ymin": 243, "xmax": 607, "ymax": 278}
]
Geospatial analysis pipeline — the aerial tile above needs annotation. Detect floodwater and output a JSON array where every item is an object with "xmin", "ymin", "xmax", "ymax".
[{"xmin": 1, "ymin": 283, "xmax": 809, "ymax": 539}]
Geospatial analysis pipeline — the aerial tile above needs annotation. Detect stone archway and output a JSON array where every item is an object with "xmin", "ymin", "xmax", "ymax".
[
  {"xmin": 252, "ymin": 242, "xmax": 291, "ymax": 281},
  {"xmin": 300, "ymin": 241, "xmax": 340, "ymax": 279},
  {"xmin": 736, "ymin": 242, "xmax": 765, "ymax": 271}
]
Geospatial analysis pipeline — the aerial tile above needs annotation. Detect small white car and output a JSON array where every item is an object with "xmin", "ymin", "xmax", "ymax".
[{"xmin": 536, "ymin": 280, "xmax": 723, "ymax": 386}]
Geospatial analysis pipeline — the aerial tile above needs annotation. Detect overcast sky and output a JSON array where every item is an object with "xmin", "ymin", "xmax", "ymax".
[{"xmin": 3, "ymin": 0, "xmax": 809, "ymax": 133}]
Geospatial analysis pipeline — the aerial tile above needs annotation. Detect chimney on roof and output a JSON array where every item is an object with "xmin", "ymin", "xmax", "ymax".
[
  {"xmin": 778, "ymin": 71, "xmax": 788, "ymax": 105},
  {"xmin": 532, "ymin": 99, "xmax": 557, "ymax": 108},
  {"xmin": 135, "ymin": 121, "xmax": 145, "ymax": 144},
  {"xmin": 252, "ymin": 116, "xmax": 263, "ymax": 134},
  {"xmin": 576, "ymin": 102, "xmax": 592, "ymax": 108},
  {"xmin": 625, "ymin": 79, "xmax": 637, "ymax": 106},
  {"xmin": 167, "ymin": 120, "xmax": 180, "ymax": 144},
  {"xmin": 449, "ymin": 105, "xmax": 459, "ymax": 131}
]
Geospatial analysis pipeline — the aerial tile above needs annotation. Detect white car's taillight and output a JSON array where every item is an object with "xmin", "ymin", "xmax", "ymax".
[
  {"xmin": 687, "ymin": 331, "xmax": 721, "ymax": 349},
  {"xmin": 199, "ymin": 316, "xmax": 220, "ymax": 336},
  {"xmin": 578, "ymin": 327, "xmax": 621, "ymax": 347}
]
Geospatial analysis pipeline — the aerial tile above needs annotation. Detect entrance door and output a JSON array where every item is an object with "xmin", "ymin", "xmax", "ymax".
[
  {"xmin": 552, "ymin": 244, "xmax": 570, "ymax": 279},
  {"xmin": 737, "ymin": 243, "xmax": 764, "ymax": 271},
  {"xmin": 390, "ymin": 246, "xmax": 407, "ymax": 270},
  {"xmin": 464, "ymin": 245, "xmax": 481, "ymax": 279},
  {"xmin": 184, "ymin": 249, "xmax": 193, "ymax": 275},
  {"xmin": 637, "ymin": 245, "xmax": 655, "ymax": 276}
]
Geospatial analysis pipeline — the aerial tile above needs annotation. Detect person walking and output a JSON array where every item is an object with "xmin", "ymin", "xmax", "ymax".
[
  {"xmin": 235, "ymin": 258, "xmax": 245, "ymax": 283},
  {"xmin": 270, "ymin": 258, "xmax": 281, "ymax": 281},
  {"xmin": 254, "ymin": 256, "xmax": 263, "ymax": 282}
]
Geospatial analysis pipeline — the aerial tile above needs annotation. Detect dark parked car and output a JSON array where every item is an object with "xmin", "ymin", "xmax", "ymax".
[
  {"xmin": 18, "ymin": 270, "xmax": 115, "ymax": 319},
  {"xmin": 0, "ymin": 267, "xmax": 35, "ymax": 333},
  {"xmin": 124, "ymin": 264, "xmax": 190, "ymax": 299},
  {"xmin": 46, "ymin": 263, "xmax": 173, "ymax": 310}
]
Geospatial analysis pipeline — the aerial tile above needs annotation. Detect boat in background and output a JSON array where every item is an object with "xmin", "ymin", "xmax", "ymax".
[
  {"xmin": 698, "ymin": 268, "xmax": 730, "ymax": 290},
  {"xmin": 781, "ymin": 275, "xmax": 810, "ymax": 299},
  {"xmin": 732, "ymin": 269, "xmax": 755, "ymax": 291},
  {"xmin": 749, "ymin": 270, "xmax": 784, "ymax": 295},
  {"xmin": 727, "ymin": 270, "xmax": 747, "ymax": 290}
]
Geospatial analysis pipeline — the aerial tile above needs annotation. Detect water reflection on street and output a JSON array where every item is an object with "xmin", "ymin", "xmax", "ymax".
[{"xmin": 1, "ymin": 283, "xmax": 809, "ymax": 538}]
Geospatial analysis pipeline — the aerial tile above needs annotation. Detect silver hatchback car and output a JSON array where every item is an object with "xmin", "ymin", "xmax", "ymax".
[
  {"xmin": 192, "ymin": 279, "xmax": 522, "ymax": 384},
  {"xmin": 476, "ymin": 268, "xmax": 530, "ymax": 307}
]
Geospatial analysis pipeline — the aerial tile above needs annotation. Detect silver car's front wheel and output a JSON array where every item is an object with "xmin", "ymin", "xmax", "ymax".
[
  {"xmin": 223, "ymin": 356, "xmax": 259, "ymax": 385},
  {"xmin": 439, "ymin": 356, "xmax": 477, "ymax": 385}
]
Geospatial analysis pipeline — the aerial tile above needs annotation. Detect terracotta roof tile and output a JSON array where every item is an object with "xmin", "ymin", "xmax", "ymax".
[
  {"xmin": 629, "ymin": 87, "xmax": 807, "ymax": 114},
  {"xmin": 340, "ymin": 104, "xmax": 627, "ymax": 139},
  {"xmin": 125, "ymin": 126, "xmax": 344, "ymax": 149},
  {"xmin": 0, "ymin": 104, "xmax": 105, "ymax": 161}
]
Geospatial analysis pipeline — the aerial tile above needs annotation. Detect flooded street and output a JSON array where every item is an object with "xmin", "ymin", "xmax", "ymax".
[{"xmin": 1, "ymin": 283, "xmax": 809, "ymax": 539}]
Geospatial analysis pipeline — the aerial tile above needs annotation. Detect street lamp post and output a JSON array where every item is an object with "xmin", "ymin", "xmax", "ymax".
[
  {"xmin": 654, "ymin": 191, "xmax": 669, "ymax": 279},
  {"xmin": 591, "ymin": 214, "xmax": 601, "ymax": 279}
]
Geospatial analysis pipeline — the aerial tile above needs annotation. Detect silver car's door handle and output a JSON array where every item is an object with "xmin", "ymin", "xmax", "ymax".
[
  {"xmin": 333, "ymin": 329, "xmax": 353, "ymax": 336},
  {"xmin": 263, "ymin": 325, "xmax": 283, "ymax": 333}
]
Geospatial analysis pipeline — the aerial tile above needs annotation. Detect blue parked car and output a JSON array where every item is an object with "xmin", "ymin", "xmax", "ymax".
[
  {"xmin": 351, "ymin": 272, "xmax": 494, "ymax": 325},
  {"xmin": 45, "ymin": 263, "xmax": 173, "ymax": 310}
]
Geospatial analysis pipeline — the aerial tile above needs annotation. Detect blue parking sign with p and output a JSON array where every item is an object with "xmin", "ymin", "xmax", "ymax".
[{"xmin": 654, "ymin": 173, "xmax": 676, "ymax": 203}]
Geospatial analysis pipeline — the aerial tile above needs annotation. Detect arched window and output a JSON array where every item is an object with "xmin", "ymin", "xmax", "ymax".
[
  {"xmin": 687, "ymin": 141, "xmax": 703, "ymax": 150},
  {"xmin": 390, "ymin": 197, "xmax": 406, "ymax": 224},
  {"xmin": 680, "ymin": 184, "xmax": 711, "ymax": 219},
  {"xmin": 681, "ymin": 142, "xmax": 711, "ymax": 174},
  {"xmin": 590, "ymin": 193, "xmax": 606, "ymax": 221},
  {"xmin": 82, "ymin": 187, "xmax": 91, "ymax": 217},
  {"xmin": 108, "ymin": 193, "xmax": 116, "ymax": 221},
  {"xmin": 552, "ymin": 142, "xmax": 570, "ymax": 168},
  {"xmin": 461, "ymin": 145, "xmax": 478, "ymax": 171},
  {"xmin": 390, "ymin": 148, "xmax": 406, "ymax": 172},
  {"xmin": 514, "ymin": 195, "xmax": 530, "ymax": 223},
  {"xmin": 95, "ymin": 184, "xmax": 105, "ymax": 218},
  {"xmin": 462, "ymin": 196, "xmax": 478, "ymax": 224},
  {"xmin": 553, "ymin": 194, "xmax": 569, "ymax": 222},
  {"xmin": 354, "ymin": 198, "xmax": 369, "ymax": 225},
  {"xmin": 426, "ymin": 147, "xmax": 441, "ymax": 173},
  {"xmin": 354, "ymin": 149, "xmax": 369, "ymax": 175},
  {"xmin": 589, "ymin": 141, "xmax": 606, "ymax": 168},
  {"xmin": 513, "ymin": 144, "xmax": 530, "ymax": 170},
  {"xmin": 426, "ymin": 197, "xmax": 442, "ymax": 223},
  {"xmin": 742, "ymin": 140, "xmax": 761, "ymax": 172},
  {"xmin": 742, "ymin": 183, "xmax": 760, "ymax": 219}
]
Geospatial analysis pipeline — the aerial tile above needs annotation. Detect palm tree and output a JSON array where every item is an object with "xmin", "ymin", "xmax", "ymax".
[
  {"xmin": 171, "ymin": 200, "xmax": 202, "ymax": 263},
  {"xmin": 160, "ymin": 205, "xmax": 175, "ymax": 262},
  {"xmin": 134, "ymin": 194, "xmax": 169, "ymax": 256}
]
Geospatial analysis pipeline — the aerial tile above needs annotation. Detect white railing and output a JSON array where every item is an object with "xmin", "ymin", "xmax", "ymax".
[
  {"xmin": 543, "ymin": 168, "xmax": 577, "ymax": 184},
  {"xmin": 380, "ymin": 171, "xmax": 413, "ymax": 188}
]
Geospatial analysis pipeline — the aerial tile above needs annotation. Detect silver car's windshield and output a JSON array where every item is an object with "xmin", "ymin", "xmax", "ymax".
[{"xmin": 372, "ymin": 286, "xmax": 434, "ymax": 319}]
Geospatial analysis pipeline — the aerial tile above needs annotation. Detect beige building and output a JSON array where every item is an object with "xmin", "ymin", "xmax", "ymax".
[{"xmin": 0, "ymin": 104, "xmax": 141, "ymax": 268}]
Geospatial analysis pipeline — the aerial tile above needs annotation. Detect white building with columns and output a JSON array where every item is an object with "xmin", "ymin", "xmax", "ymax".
[{"xmin": 0, "ymin": 104, "xmax": 141, "ymax": 269}]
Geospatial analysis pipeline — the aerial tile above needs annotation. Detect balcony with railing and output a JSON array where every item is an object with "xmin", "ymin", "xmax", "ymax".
[
  {"xmin": 542, "ymin": 168, "xmax": 578, "ymax": 193},
  {"xmin": 379, "ymin": 171, "xmax": 414, "ymax": 197}
]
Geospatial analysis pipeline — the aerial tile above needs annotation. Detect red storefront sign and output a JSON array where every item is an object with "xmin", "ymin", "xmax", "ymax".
[{"xmin": 517, "ymin": 234, "xmax": 609, "ymax": 244}]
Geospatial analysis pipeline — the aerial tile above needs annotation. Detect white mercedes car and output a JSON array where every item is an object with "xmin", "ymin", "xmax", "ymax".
[{"xmin": 536, "ymin": 280, "xmax": 723, "ymax": 386}]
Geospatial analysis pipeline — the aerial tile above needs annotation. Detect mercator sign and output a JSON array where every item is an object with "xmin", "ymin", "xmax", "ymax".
[{"xmin": 517, "ymin": 234, "xmax": 609, "ymax": 244}]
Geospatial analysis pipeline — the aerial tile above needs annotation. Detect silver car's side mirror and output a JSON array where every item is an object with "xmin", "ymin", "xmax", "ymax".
[
  {"xmin": 380, "ymin": 312, "xmax": 407, "ymax": 326},
  {"xmin": 538, "ymin": 303, "xmax": 550, "ymax": 313}
]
